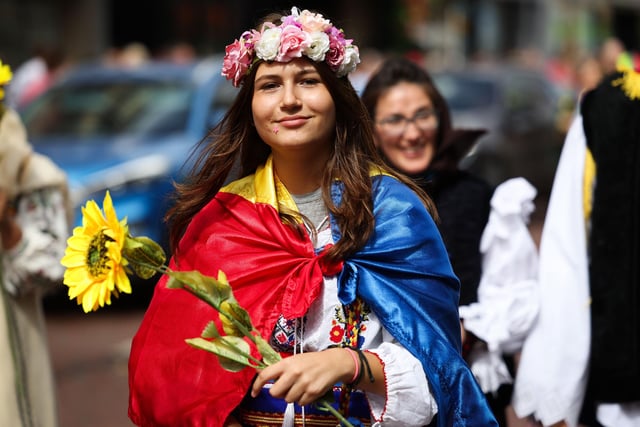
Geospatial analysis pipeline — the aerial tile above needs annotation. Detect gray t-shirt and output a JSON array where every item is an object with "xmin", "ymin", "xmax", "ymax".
[{"xmin": 290, "ymin": 187, "xmax": 328, "ymax": 231}]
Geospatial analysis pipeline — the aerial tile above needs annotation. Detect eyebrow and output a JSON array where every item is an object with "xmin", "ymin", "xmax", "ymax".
[{"xmin": 255, "ymin": 67, "xmax": 319, "ymax": 84}]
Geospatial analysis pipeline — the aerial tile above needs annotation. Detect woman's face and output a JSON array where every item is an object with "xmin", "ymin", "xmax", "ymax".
[
  {"xmin": 252, "ymin": 59, "xmax": 336, "ymax": 161},
  {"xmin": 373, "ymin": 82, "xmax": 439, "ymax": 175}
]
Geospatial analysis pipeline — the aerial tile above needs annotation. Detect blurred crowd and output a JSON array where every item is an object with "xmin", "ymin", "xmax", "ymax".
[
  {"xmin": 6, "ymin": 35, "xmax": 628, "ymax": 122},
  {"xmin": 1, "ymin": 20, "xmax": 638, "ymax": 427}
]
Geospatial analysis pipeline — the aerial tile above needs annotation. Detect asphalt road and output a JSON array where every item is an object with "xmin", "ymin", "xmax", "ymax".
[{"xmin": 46, "ymin": 305, "xmax": 143, "ymax": 427}]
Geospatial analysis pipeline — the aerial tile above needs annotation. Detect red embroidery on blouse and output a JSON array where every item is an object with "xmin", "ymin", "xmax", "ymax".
[{"xmin": 366, "ymin": 350, "xmax": 388, "ymax": 422}]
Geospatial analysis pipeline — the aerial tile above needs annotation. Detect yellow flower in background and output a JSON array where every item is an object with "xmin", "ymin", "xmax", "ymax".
[
  {"xmin": 61, "ymin": 191, "xmax": 131, "ymax": 312},
  {"xmin": 613, "ymin": 52, "xmax": 640, "ymax": 100},
  {"xmin": 0, "ymin": 60, "xmax": 13, "ymax": 101}
]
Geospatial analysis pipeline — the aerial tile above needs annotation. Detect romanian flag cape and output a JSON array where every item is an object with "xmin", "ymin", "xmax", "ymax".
[{"xmin": 128, "ymin": 158, "xmax": 497, "ymax": 427}]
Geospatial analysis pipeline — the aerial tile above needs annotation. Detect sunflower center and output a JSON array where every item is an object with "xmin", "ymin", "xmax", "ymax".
[{"xmin": 87, "ymin": 231, "xmax": 115, "ymax": 277}]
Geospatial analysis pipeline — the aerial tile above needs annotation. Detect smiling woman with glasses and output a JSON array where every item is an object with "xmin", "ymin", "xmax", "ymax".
[{"xmin": 362, "ymin": 57, "xmax": 514, "ymax": 426}]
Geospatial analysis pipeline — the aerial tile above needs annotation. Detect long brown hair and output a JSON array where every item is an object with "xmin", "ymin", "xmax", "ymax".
[{"xmin": 166, "ymin": 24, "xmax": 435, "ymax": 262}]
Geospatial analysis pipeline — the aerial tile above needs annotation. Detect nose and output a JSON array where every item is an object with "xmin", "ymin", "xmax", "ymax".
[
  {"xmin": 280, "ymin": 83, "xmax": 301, "ymax": 109},
  {"xmin": 402, "ymin": 119, "xmax": 423, "ymax": 140}
]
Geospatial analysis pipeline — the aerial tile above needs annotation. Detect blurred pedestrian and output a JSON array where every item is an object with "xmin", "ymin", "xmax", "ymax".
[
  {"xmin": 512, "ymin": 50, "xmax": 640, "ymax": 427},
  {"xmin": 361, "ymin": 56, "xmax": 540, "ymax": 426},
  {"xmin": 101, "ymin": 42, "xmax": 150, "ymax": 68},
  {"xmin": 157, "ymin": 41, "xmax": 196, "ymax": 64},
  {"xmin": 361, "ymin": 56, "xmax": 491, "ymax": 311},
  {"xmin": 574, "ymin": 55, "xmax": 603, "ymax": 95},
  {"xmin": 7, "ymin": 45, "xmax": 67, "ymax": 108},
  {"xmin": 598, "ymin": 37, "xmax": 625, "ymax": 76},
  {"xmin": 127, "ymin": 7, "xmax": 497, "ymax": 427},
  {"xmin": 0, "ymin": 60, "xmax": 71, "ymax": 427}
]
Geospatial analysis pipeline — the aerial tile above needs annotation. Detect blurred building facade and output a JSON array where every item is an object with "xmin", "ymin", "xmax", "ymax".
[{"xmin": 0, "ymin": 0, "xmax": 638, "ymax": 72}]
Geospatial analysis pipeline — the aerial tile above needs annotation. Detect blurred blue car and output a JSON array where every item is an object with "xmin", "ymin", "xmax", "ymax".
[{"xmin": 19, "ymin": 57, "xmax": 238, "ymax": 250}]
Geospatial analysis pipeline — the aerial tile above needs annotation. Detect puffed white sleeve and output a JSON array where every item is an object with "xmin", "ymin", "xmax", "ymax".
[
  {"xmin": 366, "ymin": 339, "xmax": 438, "ymax": 426},
  {"xmin": 1, "ymin": 187, "xmax": 70, "ymax": 296}
]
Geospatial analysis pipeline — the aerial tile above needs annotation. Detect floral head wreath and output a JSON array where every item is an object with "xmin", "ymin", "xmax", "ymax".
[{"xmin": 221, "ymin": 7, "xmax": 360, "ymax": 87}]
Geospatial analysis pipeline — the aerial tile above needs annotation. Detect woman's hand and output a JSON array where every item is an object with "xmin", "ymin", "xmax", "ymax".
[{"xmin": 251, "ymin": 348, "xmax": 355, "ymax": 406}]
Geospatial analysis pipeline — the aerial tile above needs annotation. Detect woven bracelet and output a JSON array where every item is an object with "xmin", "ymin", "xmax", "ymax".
[{"xmin": 355, "ymin": 348, "xmax": 375, "ymax": 385}]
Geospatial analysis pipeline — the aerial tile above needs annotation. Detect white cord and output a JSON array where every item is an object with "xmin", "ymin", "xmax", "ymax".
[{"xmin": 282, "ymin": 319, "xmax": 307, "ymax": 426}]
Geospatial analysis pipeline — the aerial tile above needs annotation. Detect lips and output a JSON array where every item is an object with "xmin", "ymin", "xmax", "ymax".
[{"xmin": 277, "ymin": 116, "xmax": 309, "ymax": 127}]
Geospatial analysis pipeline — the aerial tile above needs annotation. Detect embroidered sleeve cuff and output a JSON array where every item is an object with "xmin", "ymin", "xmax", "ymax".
[{"xmin": 366, "ymin": 342, "xmax": 437, "ymax": 426}]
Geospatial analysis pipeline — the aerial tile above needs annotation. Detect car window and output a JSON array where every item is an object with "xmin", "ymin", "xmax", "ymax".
[
  {"xmin": 433, "ymin": 74, "xmax": 497, "ymax": 110},
  {"xmin": 503, "ymin": 74, "xmax": 551, "ymax": 111},
  {"xmin": 206, "ymin": 79, "xmax": 239, "ymax": 129},
  {"xmin": 22, "ymin": 81, "xmax": 194, "ymax": 139}
]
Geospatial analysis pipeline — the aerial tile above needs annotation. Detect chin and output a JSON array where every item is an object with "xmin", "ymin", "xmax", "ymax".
[{"xmin": 396, "ymin": 159, "xmax": 430, "ymax": 176}]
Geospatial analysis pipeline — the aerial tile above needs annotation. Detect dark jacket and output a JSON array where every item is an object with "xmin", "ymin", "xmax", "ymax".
[
  {"xmin": 417, "ymin": 128, "xmax": 494, "ymax": 306},
  {"xmin": 582, "ymin": 70, "xmax": 640, "ymax": 403}
]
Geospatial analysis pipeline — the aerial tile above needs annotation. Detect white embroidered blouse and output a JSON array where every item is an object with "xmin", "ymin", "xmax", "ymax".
[
  {"xmin": 276, "ymin": 222, "xmax": 437, "ymax": 426},
  {"xmin": 2, "ymin": 187, "xmax": 68, "ymax": 295}
]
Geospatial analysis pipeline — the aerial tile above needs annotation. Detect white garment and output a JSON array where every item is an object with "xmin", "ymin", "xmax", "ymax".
[
  {"xmin": 1, "ymin": 187, "xmax": 67, "ymax": 427},
  {"xmin": 597, "ymin": 402, "xmax": 640, "ymax": 427},
  {"xmin": 2, "ymin": 189, "xmax": 69, "ymax": 295},
  {"xmin": 300, "ymin": 227, "xmax": 437, "ymax": 426},
  {"xmin": 6, "ymin": 57, "xmax": 47, "ymax": 109},
  {"xmin": 511, "ymin": 115, "xmax": 591, "ymax": 426},
  {"xmin": 459, "ymin": 177, "xmax": 539, "ymax": 394}
]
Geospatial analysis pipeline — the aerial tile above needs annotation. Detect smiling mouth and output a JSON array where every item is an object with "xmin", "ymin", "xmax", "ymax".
[
  {"xmin": 400, "ymin": 146, "xmax": 426, "ymax": 158},
  {"xmin": 278, "ymin": 116, "xmax": 309, "ymax": 127}
]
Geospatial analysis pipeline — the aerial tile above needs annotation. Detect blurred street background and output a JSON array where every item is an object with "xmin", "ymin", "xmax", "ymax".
[{"xmin": 1, "ymin": 0, "xmax": 638, "ymax": 426}]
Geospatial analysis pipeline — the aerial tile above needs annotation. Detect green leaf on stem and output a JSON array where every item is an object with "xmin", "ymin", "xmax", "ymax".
[
  {"xmin": 219, "ymin": 301, "xmax": 253, "ymax": 336},
  {"xmin": 166, "ymin": 270, "xmax": 232, "ymax": 306},
  {"xmin": 122, "ymin": 236, "xmax": 167, "ymax": 279},
  {"xmin": 186, "ymin": 336, "xmax": 252, "ymax": 372},
  {"xmin": 254, "ymin": 335, "xmax": 282, "ymax": 365},
  {"xmin": 201, "ymin": 321, "xmax": 220, "ymax": 339}
]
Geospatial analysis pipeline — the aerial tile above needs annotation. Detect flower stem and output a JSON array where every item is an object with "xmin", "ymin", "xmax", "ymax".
[
  {"xmin": 219, "ymin": 337, "xmax": 266, "ymax": 368},
  {"xmin": 316, "ymin": 400, "xmax": 355, "ymax": 427},
  {"xmin": 126, "ymin": 260, "xmax": 260, "ymax": 348}
]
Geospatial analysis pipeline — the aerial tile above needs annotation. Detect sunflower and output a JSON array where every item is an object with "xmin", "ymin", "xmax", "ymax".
[{"xmin": 61, "ymin": 191, "xmax": 131, "ymax": 312}]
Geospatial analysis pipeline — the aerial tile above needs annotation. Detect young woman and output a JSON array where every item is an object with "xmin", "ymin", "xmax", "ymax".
[{"xmin": 128, "ymin": 8, "xmax": 496, "ymax": 427}]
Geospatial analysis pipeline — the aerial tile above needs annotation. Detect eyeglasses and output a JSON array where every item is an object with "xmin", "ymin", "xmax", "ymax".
[{"xmin": 376, "ymin": 108, "xmax": 438, "ymax": 136}]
